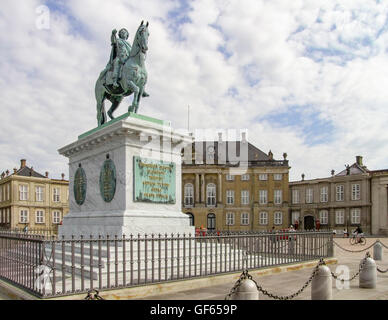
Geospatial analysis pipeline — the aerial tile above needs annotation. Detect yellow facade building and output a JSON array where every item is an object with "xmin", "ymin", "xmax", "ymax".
[
  {"xmin": 0, "ymin": 159, "xmax": 69, "ymax": 231},
  {"xmin": 182, "ymin": 135, "xmax": 290, "ymax": 231}
]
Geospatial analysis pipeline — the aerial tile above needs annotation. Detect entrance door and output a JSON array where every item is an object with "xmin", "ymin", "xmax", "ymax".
[
  {"xmin": 207, "ymin": 213, "xmax": 216, "ymax": 231},
  {"xmin": 304, "ymin": 215, "xmax": 315, "ymax": 230}
]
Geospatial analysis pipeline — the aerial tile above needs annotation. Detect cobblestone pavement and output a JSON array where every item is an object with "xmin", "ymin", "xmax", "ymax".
[{"xmin": 141, "ymin": 237, "xmax": 388, "ymax": 300}]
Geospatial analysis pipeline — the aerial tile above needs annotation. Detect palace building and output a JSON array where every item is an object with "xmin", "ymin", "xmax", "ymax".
[
  {"xmin": 0, "ymin": 159, "xmax": 69, "ymax": 231},
  {"xmin": 289, "ymin": 156, "xmax": 372, "ymax": 233},
  {"xmin": 181, "ymin": 133, "xmax": 290, "ymax": 231}
]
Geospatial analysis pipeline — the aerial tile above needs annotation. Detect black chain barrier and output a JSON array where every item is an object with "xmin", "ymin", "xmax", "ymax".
[
  {"xmin": 333, "ymin": 240, "xmax": 376, "ymax": 253},
  {"xmin": 84, "ymin": 289, "xmax": 104, "ymax": 300}
]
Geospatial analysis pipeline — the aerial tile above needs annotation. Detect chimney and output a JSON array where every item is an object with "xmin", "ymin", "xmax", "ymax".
[
  {"xmin": 268, "ymin": 150, "xmax": 273, "ymax": 160},
  {"xmin": 61, "ymin": 173, "xmax": 65, "ymax": 180},
  {"xmin": 356, "ymin": 156, "xmax": 363, "ymax": 166},
  {"xmin": 241, "ymin": 132, "xmax": 247, "ymax": 143},
  {"xmin": 20, "ymin": 159, "xmax": 26, "ymax": 169},
  {"xmin": 218, "ymin": 132, "xmax": 222, "ymax": 143},
  {"xmin": 301, "ymin": 173, "xmax": 305, "ymax": 181},
  {"xmin": 45, "ymin": 171, "xmax": 49, "ymax": 178}
]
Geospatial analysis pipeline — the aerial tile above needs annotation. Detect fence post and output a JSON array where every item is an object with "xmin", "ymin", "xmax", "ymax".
[
  {"xmin": 373, "ymin": 241, "xmax": 383, "ymax": 261},
  {"xmin": 231, "ymin": 279, "xmax": 259, "ymax": 300},
  {"xmin": 311, "ymin": 265, "xmax": 332, "ymax": 300},
  {"xmin": 359, "ymin": 255, "xmax": 377, "ymax": 289}
]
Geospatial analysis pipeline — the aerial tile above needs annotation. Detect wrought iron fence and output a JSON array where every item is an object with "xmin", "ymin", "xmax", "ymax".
[
  {"xmin": 0, "ymin": 227, "xmax": 58, "ymax": 238},
  {"xmin": 0, "ymin": 230, "xmax": 333, "ymax": 298}
]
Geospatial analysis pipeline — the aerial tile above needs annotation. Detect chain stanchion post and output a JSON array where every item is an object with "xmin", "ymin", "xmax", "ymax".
[
  {"xmin": 373, "ymin": 241, "xmax": 383, "ymax": 261},
  {"xmin": 311, "ymin": 262, "xmax": 332, "ymax": 300},
  {"xmin": 359, "ymin": 252, "xmax": 377, "ymax": 289}
]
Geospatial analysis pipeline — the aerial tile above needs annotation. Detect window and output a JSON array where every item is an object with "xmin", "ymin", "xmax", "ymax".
[
  {"xmin": 0, "ymin": 209, "xmax": 3, "ymax": 223},
  {"xmin": 206, "ymin": 183, "xmax": 216, "ymax": 206},
  {"xmin": 226, "ymin": 174, "xmax": 234, "ymax": 181},
  {"xmin": 336, "ymin": 185, "xmax": 344, "ymax": 201},
  {"xmin": 259, "ymin": 212, "xmax": 268, "ymax": 225},
  {"xmin": 351, "ymin": 208, "xmax": 361, "ymax": 224},
  {"xmin": 351, "ymin": 184, "xmax": 360, "ymax": 200},
  {"xmin": 274, "ymin": 212, "xmax": 283, "ymax": 225},
  {"xmin": 20, "ymin": 209, "xmax": 29, "ymax": 223},
  {"xmin": 259, "ymin": 174, "xmax": 268, "ymax": 181},
  {"xmin": 335, "ymin": 209, "xmax": 345, "ymax": 225},
  {"xmin": 35, "ymin": 210, "xmax": 45, "ymax": 224},
  {"xmin": 19, "ymin": 185, "xmax": 28, "ymax": 201},
  {"xmin": 274, "ymin": 190, "xmax": 282, "ymax": 204},
  {"xmin": 292, "ymin": 189, "xmax": 299, "ymax": 204},
  {"xmin": 36, "ymin": 186, "xmax": 44, "ymax": 202},
  {"xmin": 6, "ymin": 208, "xmax": 10, "ymax": 223},
  {"xmin": 186, "ymin": 213, "xmax": 194, "ymax": 226},
  {"xmin": 291, "ymin": 211, "xmax": 300, "ymax": 224},
  {"xmin": 226, "ymin": 212, "xmax": 235, "ymax": 226},
  {"xmin": 241, "ymin": 174, "xmax": 250, "ymax": 181},
  {"xmin": 207, "ymin": 213, "xmax": 216, "ymax": 230},
  {"xmin": 53, "ymin": 188, "xmax": 60, "ymax": 202},
  {"xmin": 319, "ymin": 210, "xmax": 328, "ymax": 225},
  {"xmin": 184, "ymin": 183, "xmax": 194, "ymax": 207},
  {"xmin": 226, "ymin": 190, "xmax": 234, "ymax": 205},
  {"xmin": 274, "ymin": 173, "xmax": 282, "ymax": 181},
  {"xmin": 320, "ymin": 186, "xmax": 328, "ymax": 203},
  {"xmin": 241, "ymin": 212, "xmax": 249, "ymax": 225},
  {"xmin": 306, "ymin": 188, "xmax": 313, "ymax": 203},
  {"xmin": 259, "ymin": 190, "xmax": 268, "ymax": 204},
  {"xmin": 52, "ymin": 211, "xmax": 62, "ymax": 224},
  {"xmin": 241, "ymin": 190, "xmax": 249, "ymax": 205}
]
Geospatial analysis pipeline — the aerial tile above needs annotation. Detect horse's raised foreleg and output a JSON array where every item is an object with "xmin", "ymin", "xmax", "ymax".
[
  {"xmin": 122, "ymin": 80, "xmax": 139, "ymax": 113},
  {"xmin": 95, "ymin": 83, "xmax": 107, "ymax": 126}
]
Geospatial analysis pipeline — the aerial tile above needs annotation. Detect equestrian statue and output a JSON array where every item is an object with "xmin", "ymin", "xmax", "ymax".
[{"xmin": 95, "ymin": 21, "xmax": 150, "ymax": 126}]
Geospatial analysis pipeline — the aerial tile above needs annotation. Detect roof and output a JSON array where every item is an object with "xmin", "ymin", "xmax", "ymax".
[
  {"xmin": 336, "ymin": 163, "xmax": 369, "ymax": 176},
  {"xmin": 183, "ymin": 141, "xmax": 288, "ymax": 167},
  {"xmin": 14, "ymin": 166, "xmax": 46, "ymax": 178}
]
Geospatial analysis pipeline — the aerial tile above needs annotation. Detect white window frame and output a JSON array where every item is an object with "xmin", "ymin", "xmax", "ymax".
[
  {"xmin": 19, "ymin": 185, "xmax": 28, "ymax": 201},
  {"xmin": 184, "ymin": 183, "xmax": 194, "ymax": 207},
  {"xmin": 292, "ymin": 189, "xmax": 299, "ymax": 204},
  {"xmin": 259, "ymin": 174, "xmax": 268, "ymax": 181},
  {"xmin": 35, "ymin": 210, "xmax": 45, "ymax": 224},
  {"xmin": 206, "ymin": 183, "xmax": 216, "ymax": 206},
  {"xmin": 226, "ymin": 174, "xmax": 235, "ymax": 181},
  {"xmin": 306, "ymin": 188, "xmax": 313, "ymax": 203},
  {"xmin": 274, "ymin": 190, "xmax": 282, "ymax": 205},
  {"xmin": 241, "ymin": 212, "xmax": 249, "ymax": 225},
  {"xmin": 241, "ymin": 190, "xmax": 249, "ymax": 205},
  {"xmin": 36, "ymin": 186, "xmax": 44, "ymax": 202},
  {"xmin": 319, "ymin": 210, "xmax": 328, "ymax": 225},
  {"xmin": 274, "ymin": 212, "xmax": 283, "ymax": 225},
  {"xmin": 226, "ymin": 212, "xmax": 235, "ymax": 226},
  {"xmin": 19, "ymin": 209, "xmax": 29, "ymax": 223},
  {"xmin": 335, "ymin": 209, "xmax": 345, "ymax": 225},
  {"xmin": 351, "ymin": 208, "xmax": 361, "ymax": 224},
  {"xmin": 241, "ymin": 174, "xmax": 250, "ymax": 181},
  {"xmin": 351, "ymin": 184, "xmax": 360, "ymax": 201},
  {"xmin": 320, "ymin": 186, "xmax": 328, "ymax": 203},
  {"xmin": 259, "ymin": 190, "xmax": 268, "ymax": 205},
  {"xmin": 274, "ymin": 173, "xmax": 282, "ymax": 181},
  {"xmin": 291, "ymin": 211, "xmax": 300, "ymax": 224},
  {"xmin": 259, "ymin": 211, "xmax": 268, "ymax": 225},
  {"xmin": 53, "ymin": 187, "xmax": 60, "ymax": 202},
  {"xmin": 226, "ymin": 190, "xmax": 234, "ymax": 205},
  {"xmin": 336, "ymin": 185, "xmax": 344, "ymax": 202},
  {"xmin": 52, "ymin": 211, "xmax": 61, "ymax": 224}
]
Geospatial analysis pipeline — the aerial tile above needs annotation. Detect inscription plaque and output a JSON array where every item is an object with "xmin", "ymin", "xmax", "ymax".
[
  {"xmin": 99, "ymin": 159, "xmax": 116, "ymax": 202},
  {"xmin": 74, "ymin": 166, "xmax": 87, "ymax": 205},
  {"xmin": 133, "ymin": 156, "xmax": 176, "ymax": 204}
]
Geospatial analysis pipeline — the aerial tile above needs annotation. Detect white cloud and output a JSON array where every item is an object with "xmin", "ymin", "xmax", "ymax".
[{"xmin": 0, "ymin": 0, "xmax": 388, "ymax": 182}]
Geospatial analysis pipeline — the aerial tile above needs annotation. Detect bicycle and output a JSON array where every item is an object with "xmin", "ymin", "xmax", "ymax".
[{"xmin": 349, "ymin": 233, "xmax": 366, "ymax": 245}]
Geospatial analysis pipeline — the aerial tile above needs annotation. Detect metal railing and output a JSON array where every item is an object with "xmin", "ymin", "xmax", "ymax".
[
  {"xmin": 0, "ymin": 227, "xmax": 58, "ymax": 238},
  {"xmin": 0, "ymin": 230, "xmax": 333, "ymax": 298}
]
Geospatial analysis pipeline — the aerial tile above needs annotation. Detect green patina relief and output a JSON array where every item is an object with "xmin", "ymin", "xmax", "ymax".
[
  {"xmin": 99, "ymin": 158, "xmax": 117, "ymax": 202},
  {"xmin": 133, "ymin": 156, "xmax": 176, "ymax": 204},
  {"xmin": 74, "ymin": 166, "xmax": 87, "ymax": 205}
]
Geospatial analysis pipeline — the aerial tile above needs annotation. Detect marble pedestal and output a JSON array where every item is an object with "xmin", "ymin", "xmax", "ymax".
[{"xmin": 58, "ymin": 112, "xmax": 194, "ymax": 239}]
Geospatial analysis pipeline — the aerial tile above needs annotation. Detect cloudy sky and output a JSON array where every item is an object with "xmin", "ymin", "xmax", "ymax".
[{"xmin": 1, "ymin": 0, "xmax": 388, "ymax": 181}]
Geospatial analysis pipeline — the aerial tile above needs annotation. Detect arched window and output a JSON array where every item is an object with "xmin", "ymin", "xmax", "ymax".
[
  {"xmin": 206, "ymin": 183, "xmax": 216, "ymax": 206},
  {"xmin": 184, "ymin": 183, "xmax": 194, "ymax": 207},
  {"xmin": 186, "ymin": 213, "xmax": 194, "ymax": 226},
  {"xmin": 207, "ymin": 213, "xmax": 216, "ymax": 231}
]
